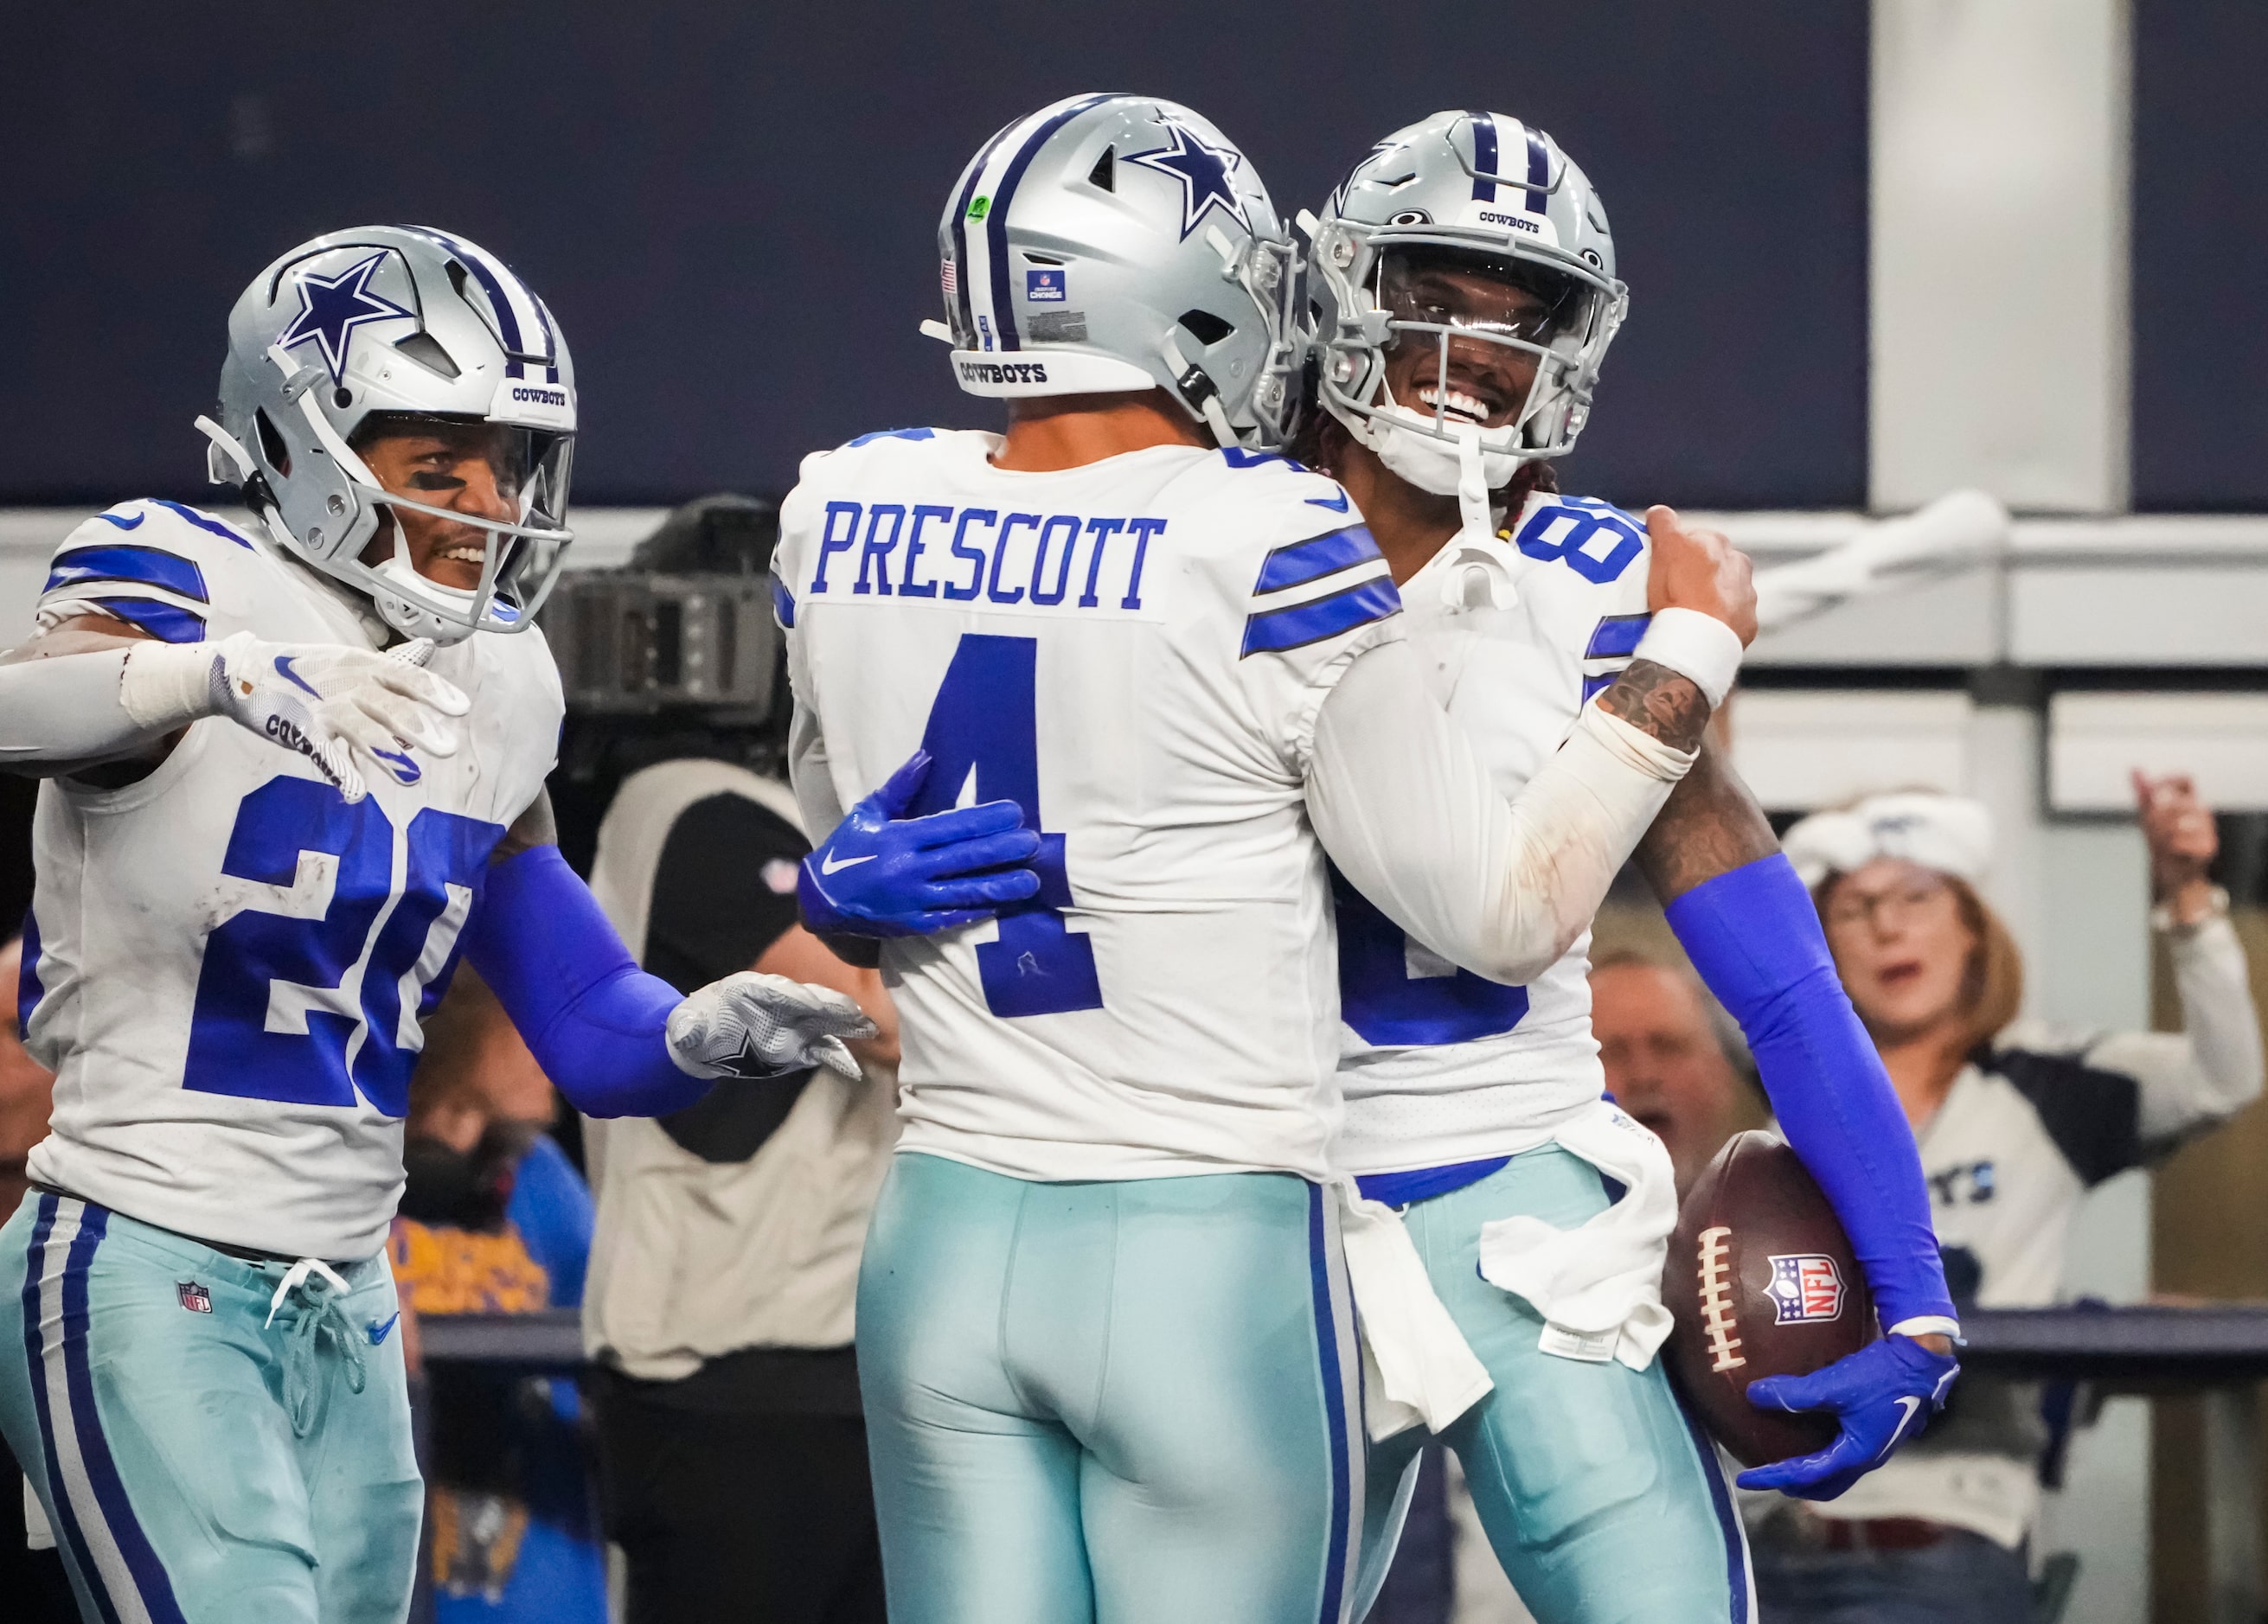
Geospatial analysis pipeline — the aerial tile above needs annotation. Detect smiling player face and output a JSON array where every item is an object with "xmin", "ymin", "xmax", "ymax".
[
  {"xmin": 356, "ymin": 421, "xmax": 526, "ymax": 591},
  {"xmin": 1374, "ymin": 253, "xmax": 1566, "ymax": 434}
]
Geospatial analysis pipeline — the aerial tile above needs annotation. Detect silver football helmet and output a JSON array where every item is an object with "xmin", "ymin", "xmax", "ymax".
[
  {"xmin": 1300, "ymin": 111, "xmax": 1627, "ymax": 511},
  {"xmin": 926, "ymin": 93, "xmax": 1296, "ymax": 447},
  {"xmin": 200, "ymin": 225, "xmax": 577, "ymax": 643}
]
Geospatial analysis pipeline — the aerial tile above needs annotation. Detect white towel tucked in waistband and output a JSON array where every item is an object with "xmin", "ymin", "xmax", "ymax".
[
  {"xmin": 1475, "ymin": 1097, "xmax": 1678, "ymax": 1372},
  {"xmin": 1337, "ymin": 1182, "xmax": 1494, "ymax": 1442}
]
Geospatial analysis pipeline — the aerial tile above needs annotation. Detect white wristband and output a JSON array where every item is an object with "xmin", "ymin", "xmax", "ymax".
[
  {"xmin": 1887, "ymin": 1314, "xmax": 1963, "ymax": 1343},
  {"xmin": 119, "ymin": 641, "xmax": 225, "ymax": 732},
  {"xmin": 1630, "ymin": 607, "xmax": 1744, "ymax": 710}
]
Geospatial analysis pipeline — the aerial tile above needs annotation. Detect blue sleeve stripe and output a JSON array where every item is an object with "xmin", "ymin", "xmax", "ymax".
[
  {"xmin": 94, "ymin": 598, "xmax": 207, "ymax": 644},
  {"xmin": 1241, "ymin": 575, "xmax": 1401, "ymax": 657},
  {"xmin": 149, "ymin": 501, "xmax": 253, "ymax": 549},
  {"xmin": 1581, "ymin": 673, "xmax": 1616, "ymax": 704},
  {"xmin": 1585, "ymin": 613, "xmax": 1650, "ymax": 659},
  {"xmin": 771, "ymin": 575, "xmax": 797, "ymax": 628},
  {"xmin": 1254, "ymin": 526, "xmax": 1384, "ymax": 595},
  {"xmin": 845, "ymin": 426, "xmax": 937, "ymax": 448},
  {"xmin": 45, "ymin": 546, "xmax": 209, "ymax": 604}
]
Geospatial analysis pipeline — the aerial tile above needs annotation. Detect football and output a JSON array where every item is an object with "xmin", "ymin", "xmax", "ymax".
[{"xmin": 1660, "ymin": 1129, "xmax": 1875, "ymax": 1467}]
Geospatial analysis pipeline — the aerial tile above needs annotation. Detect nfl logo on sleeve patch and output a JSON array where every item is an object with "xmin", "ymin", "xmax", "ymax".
[
  {"xmin": 1027, "ymin": 269, "xmax": 1067, "ymax": 303},
  {"xmin": 1765, "ymin": 1254, "xmax": 1845, "ymax": 1324},
  {"xmin": 176, "ymin": 1280, "xmax": 213, "ymax": 1314}
]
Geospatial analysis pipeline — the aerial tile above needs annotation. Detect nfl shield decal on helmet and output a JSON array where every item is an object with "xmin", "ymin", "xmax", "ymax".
[
  {"xmin": 1027, "ymin": 268, "xmax": 1067, "ymax": 303},
  {"xmin": 177, "ymin": 1279, "xmax": 214, "ymax": 1314},
  {"xmin": 1765, "ymin": 1253, "xmax": 1846, "ymax": 1325}
]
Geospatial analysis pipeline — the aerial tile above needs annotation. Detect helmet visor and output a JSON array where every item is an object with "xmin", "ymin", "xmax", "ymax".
[{"xmin": 1372, "ymin": 247, "xmax": 1601, "ymax": 440}]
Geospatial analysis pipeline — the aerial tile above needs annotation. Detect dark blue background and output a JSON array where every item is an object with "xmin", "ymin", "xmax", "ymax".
[
  {"xmin": 3, "ymin": 4, "xmax": 1871, "ymax": 508},
  {"xmin": 2131, "ymin": 3, "xmax": 2268, "ymax": 511}
]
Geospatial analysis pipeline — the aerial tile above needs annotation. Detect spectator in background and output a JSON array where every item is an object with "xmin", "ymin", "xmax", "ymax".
[
  {"xmin": 1748, "ymin": 780, "xmax": 2262, "ymax": 1624},
  {"xmin": 577, "ymin": 496, "xmax": 899, "ymax": 1624},
  {"xmin": 1591, "ymin": 946, "xmax": 1766, "ymax": 1198},
  {"xmin": 391, "ymin": 968, "xmax": 605, "ymax": 1624}
]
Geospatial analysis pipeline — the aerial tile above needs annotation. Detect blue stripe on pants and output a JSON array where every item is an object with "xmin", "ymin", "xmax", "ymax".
[
  {"xmin": 60, "ymin": 1205, "xmax": 189, "ymax": 1622},
  {"xmin": 20, "ymin": 1194, "xmax": 122, "ymax": 1624},
  {"xmin": 1676, "ymin": 1391, "xmax": 1753, "ymax": 1624},
  {"xmin": 1307, "ymin": 1183, "xmax": 1351, "ymax": 1624}
]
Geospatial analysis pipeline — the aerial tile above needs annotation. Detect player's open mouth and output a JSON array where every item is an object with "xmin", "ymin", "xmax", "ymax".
[
  {"xmin": 436, "ymin": 544, "xmax": 486, "ymax": 566},
  {"xmin": 1416, "ymin": 383, "xmax": 1497, "ymax": 426}
]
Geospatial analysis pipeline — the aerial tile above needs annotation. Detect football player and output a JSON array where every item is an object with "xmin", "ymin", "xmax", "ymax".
[
  {"xmin": 1287, "ymin": 112, "xmax": 1963, "ymax": 1621},
  {"xmin": 0, "ymin": 227, "xmax": 1002, "ymax": 1624},
  {"xmin": 773, "ymin": 93, "xmax": 1756, "ymax": 1624}
]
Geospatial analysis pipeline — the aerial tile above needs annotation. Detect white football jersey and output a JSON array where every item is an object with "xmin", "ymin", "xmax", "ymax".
[
  {"xmin": 20, "ymin": 499, "xmax": 562, "ymax": 1259},
  {"xmin": 1334, "ymin": 491, "xmax": 1652, "ymax": 1175},
  {"xmin": 776, "ymin": 429, "xmax": 1401, "ymax": 1183}
]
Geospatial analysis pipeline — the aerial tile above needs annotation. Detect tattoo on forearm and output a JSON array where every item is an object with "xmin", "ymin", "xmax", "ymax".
[
  {"xmin": 1596, "ymin": 658, "xmax": 1711, "ymax": 756},
  {"xmin": 1636, "ymin": 738, "xmax": 1779, "ymax": 903}
]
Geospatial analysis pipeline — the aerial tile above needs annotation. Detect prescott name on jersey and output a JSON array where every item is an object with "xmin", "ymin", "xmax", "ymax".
[{"xmin": 775, "ymin": 429, "xmax": 1402, "ymax": 1185}]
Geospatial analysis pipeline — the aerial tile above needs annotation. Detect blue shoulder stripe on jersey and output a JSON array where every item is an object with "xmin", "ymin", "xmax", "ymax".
[
  {"xmin": 1468, "ymin": 112, "xmax": 1498, "ymax": 201},
  {"xmin": 846, "ymin": 426, "xmax": 937, "ymax": 448},
  {"xmin": 986, "ymin": 94, "xmax": 1115, "ymax": 352},
  {"xmin": 771, "ymin": 575, "xmax": 796, "ymax": 629},
  {"xmin": 95, "ymin": 598, "xmax": 207, "ymax": 644},
  {"xmin": 1585, "ymin": 612, "xmax": 1650, "ymax": 660},
  {"xmin": 1241, "ymin": 575, "xmax": 1400, "ymax": 657},
  {"xmin": 45, "ymin": 545, "xmax": 209, "ymax": 604},
  {"xmin": 149, "ymin": 501, "xmax": 253, "ymax": 549},
  {"xmin": 1254, "ymin": 525, "xmax": 1383, "ymax": 595}
]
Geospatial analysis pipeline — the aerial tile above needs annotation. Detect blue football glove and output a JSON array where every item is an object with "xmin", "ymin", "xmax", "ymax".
[
  {"xmin": 1734, "ymin": 1334, "xmax": 1961, "ymax": 1499},
  {"xmin": 799, "ymin": 749, "xmax": 1041, "ymax": 937}
]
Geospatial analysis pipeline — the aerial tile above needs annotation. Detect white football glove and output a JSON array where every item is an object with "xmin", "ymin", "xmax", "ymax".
[
  {"xmin": 122, "ymin": 632, "xmax": 470, "ymax": 802},
  {"xmin": 664, "ymin": 971, "xmax": 880, "ymax": 1083}
]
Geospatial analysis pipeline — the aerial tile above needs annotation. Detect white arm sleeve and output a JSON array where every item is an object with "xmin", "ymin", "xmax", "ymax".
[
  {"xmin": 1306, "ymin": 637, "xmax": 1695, "ymax": 985},
  {"xmin": 0, "ymin": 645, "xmax": 211, "ymax": 769},
  {"xmin": 2091, "ymin": 915, "xmax": 2265, "ymax": 1143},
  {"xmin": 786, "ymin": 697, "xmax": 845, "ymax": 849}
]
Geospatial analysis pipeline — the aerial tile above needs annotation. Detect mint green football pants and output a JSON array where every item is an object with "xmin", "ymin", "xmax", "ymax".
[
  {"xmin": 0, "ymin": 1191, "xmax": 420, "ymax": 1624},
  {"xmin": 855, "ymin": 1151, "xmax": 1364, "ymax": 1624},
  {"xmin": 1353, "ymin": 1148, "xmax": 1754, "ymax": 1624}
]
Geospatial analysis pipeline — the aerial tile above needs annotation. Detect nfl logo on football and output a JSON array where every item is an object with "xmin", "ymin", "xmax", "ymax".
[
  {"xmin": 1765, "ymin": 1253, "xmax": 1844, "ymax": 1325},
  {"xmin": 176, "ymin": 1280, "xmax": 213, "ymax": 1314}
]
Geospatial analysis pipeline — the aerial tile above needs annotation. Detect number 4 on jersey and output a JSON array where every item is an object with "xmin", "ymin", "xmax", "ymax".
[{"xmin": 906, "ymin": 634, "xmax": 1103, "ymax": 1018}]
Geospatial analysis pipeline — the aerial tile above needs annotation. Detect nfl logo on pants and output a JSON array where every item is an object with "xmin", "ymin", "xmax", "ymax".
[{"xmin": 176, "ymin": 1279, "xmax": 214, "ymax": 1314}]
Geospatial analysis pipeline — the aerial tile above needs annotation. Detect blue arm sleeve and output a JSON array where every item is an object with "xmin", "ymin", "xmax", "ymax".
[
  {"xmin": 1665, "ymin": 853, "xmax": 1957, "ymax": 1331},
  {"xmin": 462, "ymin": 846, "xmax": 713, "ymax": 1120}
]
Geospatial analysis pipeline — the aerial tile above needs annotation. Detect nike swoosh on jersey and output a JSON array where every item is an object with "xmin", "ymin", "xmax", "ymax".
[
  {"xmin": 1304, "ymin": 490, "xmax": 1351, "ymax": 513},
  {"xmin": 272, "ymin": 655, "xmax": 322, "ymax": 700},
  {"xmin": 366, "ymin": 1311, "xmax": 401, "ymax": 1346},
  {"xmin": 96, "ymin": 510, "xmax": 147, "ymax": 530},
  {"xmin": 820, "ymin": 850, "xmax": 878, "ymax": 875}
]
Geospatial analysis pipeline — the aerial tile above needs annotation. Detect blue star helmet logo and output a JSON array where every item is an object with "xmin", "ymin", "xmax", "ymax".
[
  {"xmin": 1124, "ymin": 121, "xmax": 1252, "ymax": 241},
  {"xmin": 278, "ymin": 252, "xmax": 414, "ymax": 386}
]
